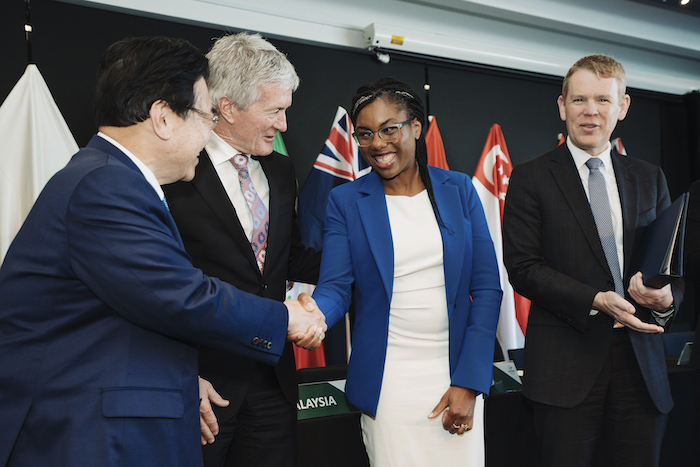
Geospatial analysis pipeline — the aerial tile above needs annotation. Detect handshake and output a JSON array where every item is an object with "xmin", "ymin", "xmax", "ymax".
[
  {"xmin": 284, "ymin": 293, "xmax": 327, "ymax": 351},
  {"xmin": 199, "ymin": 293, "xmax": 326, "ymax": 446}
]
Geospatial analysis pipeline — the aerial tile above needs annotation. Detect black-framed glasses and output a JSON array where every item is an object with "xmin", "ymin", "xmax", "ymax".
[
  {"xmin": 352, "ymin": 119, "xmax": 413, "ymax": 147},
  {"xmin": 191, "ymin": 107, "xmax": 220, "ymax": 130}
]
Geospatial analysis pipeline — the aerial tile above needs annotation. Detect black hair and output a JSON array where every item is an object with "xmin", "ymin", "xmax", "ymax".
[
  {"xmin": 94, "ymin": 36, "xmax": 209, "ymax": 127},
  {"xmin": 350, "ymin": 77, "xmax": 445, "ymax": 229}
]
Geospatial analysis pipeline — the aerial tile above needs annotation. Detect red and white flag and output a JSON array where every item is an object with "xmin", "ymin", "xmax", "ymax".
[{"xmin": 472, "ymin": 124, "xmax": 530, "ymax": 357}]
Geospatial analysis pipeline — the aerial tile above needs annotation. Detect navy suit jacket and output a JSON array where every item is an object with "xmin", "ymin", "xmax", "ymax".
[
  {"xmin": 312, "ymin": 167, "xmax": 502, "ymax": 417},
  {"xmin": 503, "ymin": 143, "xmax": 680, "ymax": 414},
  {"xmin": 0, "ymin": 136, "xmax": 288, "ymax": 466}
]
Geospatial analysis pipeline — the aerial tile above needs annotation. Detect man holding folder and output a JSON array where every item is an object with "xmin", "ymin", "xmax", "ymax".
[{"xmin": 503, "ymin": 54, "xmax": 682, "ymax": 466}]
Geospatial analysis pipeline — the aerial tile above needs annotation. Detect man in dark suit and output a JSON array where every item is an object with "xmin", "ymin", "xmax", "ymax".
[
  {"xmin": 503, "ymin": 54, "xmax": 681, "ymax": 466},
  {"xmin": 163, "ymin": 33, "xmax": 321, "ymax": 467},
  {"xmin": 0, "ymin": 36, "xmax": 325, "ymax": 467}
]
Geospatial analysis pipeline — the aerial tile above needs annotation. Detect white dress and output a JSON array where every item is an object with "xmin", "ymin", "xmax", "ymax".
[{"xmin": 360, "ymin": 190, "xmax": 485, "ymax": 467}]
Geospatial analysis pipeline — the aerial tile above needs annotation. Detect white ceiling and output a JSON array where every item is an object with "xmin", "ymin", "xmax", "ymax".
[{"xmin": 57, "ymin": 0, "xmax": 700, "ymax": 94}]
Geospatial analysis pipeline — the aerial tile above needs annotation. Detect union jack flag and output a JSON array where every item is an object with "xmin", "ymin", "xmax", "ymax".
[
  {"xmin": 611, "ymin": 137, "xmax": 627, "ymax": 156},
  {"xmin": 297, "ymin": 106, "xmax": 371, "ymax": 250},
  {"xmin": 310, "ymin": 106, "xmax": 370, "ymax": 182}
]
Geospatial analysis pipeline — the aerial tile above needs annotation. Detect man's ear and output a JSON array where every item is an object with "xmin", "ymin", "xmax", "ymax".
[
  {"xmin": 149, "ymin": 100, "xmax": 175, "ymax": 141},
  {"xmin": 557, "ymin": 95, "xmax": 567, "ymax": 122},
  {"xmin": 617, "ymin": 94, "xmax": 631, "ymax": 122},
  {"xmin": 217, "ymin": 96, "xmax": 236, "ymax": 125}
]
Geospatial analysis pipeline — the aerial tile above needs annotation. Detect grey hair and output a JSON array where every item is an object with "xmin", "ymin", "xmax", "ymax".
[{"xmin": 206, "ymin": 32, "xmax": 300, "ymax": 111}]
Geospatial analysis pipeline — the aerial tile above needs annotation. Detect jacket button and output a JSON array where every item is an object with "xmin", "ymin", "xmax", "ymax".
[
  {"xmin": 607, "ymin": 280, "xmax": 614, "ymax": 288},
  {"xmin": 266, "ymin": 342, "xmax": 272, "ymax": 350},
  {"xmin": 262, "ymin": 283, "xmax": 269, "ymax": 290},
  {"xmin": 252, "ymin": 337, "xmax": 260, "ymax": 346}
]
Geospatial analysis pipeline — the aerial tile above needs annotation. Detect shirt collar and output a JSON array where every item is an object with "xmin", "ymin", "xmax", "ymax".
[
  {"xmin": 567, "ymin": 136, "xmax": 613, "ymax": 172},
  {"xmin": 207, "ymin": 132, "xmax": 260, "ymax": 169},
  {"xmin": 97, "ymin": 132, "xmax": 165, "ymax": 200}
]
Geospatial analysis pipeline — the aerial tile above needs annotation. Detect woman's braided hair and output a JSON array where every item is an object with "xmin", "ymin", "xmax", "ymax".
[{"xmin": 350, "ymin": 77, "xmax": 445, "ymax": 228}]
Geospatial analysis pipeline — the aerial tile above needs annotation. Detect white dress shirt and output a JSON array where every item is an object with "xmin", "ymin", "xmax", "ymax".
[
  {"xmin": 206, "ymin": 132, "xmax": 270, "ymax": 243},
  {"xmin": 567, "ymin": 137, "xmax": 625, "ymax": 316}
]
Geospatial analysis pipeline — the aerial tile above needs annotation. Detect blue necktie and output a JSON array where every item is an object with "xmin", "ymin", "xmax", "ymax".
[
  {"xmin": 162, "ymin": 197, "xmax": 169, "ymax": 211},
  {"xmin": 586, "ymin": 157, "xmax": 623, "ymax": 297}
]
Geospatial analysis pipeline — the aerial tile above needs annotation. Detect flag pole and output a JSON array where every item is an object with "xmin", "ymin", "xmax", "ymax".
[
  {"xmin": 424, "ymin": 65, "xmax": 431, "ymax": 117},
  {"xmin": 25, "ymin": 0, "xmax": 33, "ymax": 64}
]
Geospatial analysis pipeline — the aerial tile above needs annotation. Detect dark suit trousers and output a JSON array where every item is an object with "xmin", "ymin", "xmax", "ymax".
[
  {"xmin": 530, "ymin": 328, "xmax": 667, "ymax": 467},
  {"xmin": 202, "ymin": 362, "xmax": 297, "ymax": 467}
]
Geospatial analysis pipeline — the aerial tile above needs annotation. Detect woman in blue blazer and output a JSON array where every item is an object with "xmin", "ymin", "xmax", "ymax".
[{"xmin": 312, "ymin": 78, "xmax": 502, "ymax": 466}]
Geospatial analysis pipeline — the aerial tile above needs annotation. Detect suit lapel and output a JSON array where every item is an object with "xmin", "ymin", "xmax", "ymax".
[
  {"xmin": 429, "ymin": 168, "xmax": 463, "ymax": 307},
  {"xmin": 256, "ymin": 155, "xmax": 279, "ymax": 278},
  {"xmin": 191, "ymin": 150, "xmax": 259, "ymax": 273},
  {"xmin": 612, "ymin": 154, "xmax": 637, "ymax": 278},
  {"xmin": 549, "ymin": 145, "xmax": 611, "ymax": 274},
  {"xmin": 357, "ymin": 174, "xmax": 395, "ymax": 303}
]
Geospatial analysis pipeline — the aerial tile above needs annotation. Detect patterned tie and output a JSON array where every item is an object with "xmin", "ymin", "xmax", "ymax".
[
  {"xmin": 586, "ymin": 157, "xmax": 624, "ymax": 297},
  {"xmin": 230, "ymin": 153, "xmax": 269, "ymax": 273}
]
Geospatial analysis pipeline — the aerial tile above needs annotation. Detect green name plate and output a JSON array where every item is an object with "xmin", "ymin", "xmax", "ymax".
[{"xmin": 297, "ymin": 380, "xmax": 358, "ymax": 420}]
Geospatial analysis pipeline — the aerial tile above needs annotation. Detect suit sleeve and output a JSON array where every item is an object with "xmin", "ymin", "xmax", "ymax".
[
  {"xmin": 503, "ymin": 164, "xmax": 600, "ymax": 332},
  {"xmin": 278, "ymin": 156, "xmax": 322, "ymax": 284},
  {"xmin": 451, "ymin": 176, "xmax": 503, "ymax": 395},
  {"xmin": 311, "ymin": 188, "xmax": 354, "ymax": 330},
  {"xmin": 287, "ymin": 214, "xmax": 321, "ymax": 284},
  {"xmin": 285, "ymin": 184, "xmax": 322, "ymax": 284},
  {"xmin": 65, "ymin": 165, "xmax": 288, "ymax": 363}
]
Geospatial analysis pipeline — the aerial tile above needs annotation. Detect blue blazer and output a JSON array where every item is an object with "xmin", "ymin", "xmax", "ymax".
[
  {"xmin": 313, "ymin": 167, "xmax": 502, "ymax": 417},
  {"xmin": 0, "ymin": 136, "xmax": 288, "ymax": 466}
]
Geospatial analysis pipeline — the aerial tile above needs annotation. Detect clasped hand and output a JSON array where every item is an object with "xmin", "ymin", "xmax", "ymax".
[
  {"xmin": 285, "ymin": 292, "xmax": 327, "ymax": 350},
  {"xmin": 593, "ymin": 271, "xmax": 672, "ymax": 333}
]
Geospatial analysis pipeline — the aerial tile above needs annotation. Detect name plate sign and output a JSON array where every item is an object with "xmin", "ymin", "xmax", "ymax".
[{"xmin": 297, "ymin": 379, "xmax": 358, "ymax": 420}]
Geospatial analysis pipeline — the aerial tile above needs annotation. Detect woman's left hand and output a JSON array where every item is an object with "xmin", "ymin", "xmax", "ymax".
[{"xmin": 427, "ymin": 386, "xmax": 477, "ymax": 435}]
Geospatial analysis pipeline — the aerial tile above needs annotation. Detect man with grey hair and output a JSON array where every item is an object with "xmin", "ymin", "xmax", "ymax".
[{"xmin": 163, "ymin": 32, "xmax": 321, "ymax": 466}]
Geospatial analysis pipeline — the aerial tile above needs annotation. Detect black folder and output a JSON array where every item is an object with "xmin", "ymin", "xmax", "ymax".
[{"xmin": 638, "ymin": 192, "xmax": 689, "ymax": 288}]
